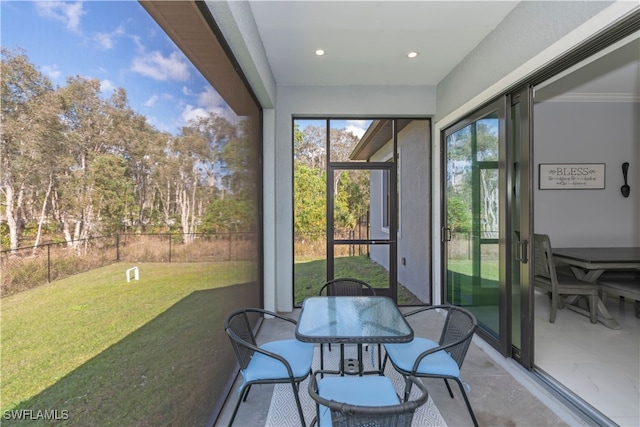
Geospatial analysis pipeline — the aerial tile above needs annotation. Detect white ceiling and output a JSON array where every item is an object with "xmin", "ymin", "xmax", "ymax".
[{"xmin": 247, "ymin": 1, "xmax": 520, "ymax": 86}]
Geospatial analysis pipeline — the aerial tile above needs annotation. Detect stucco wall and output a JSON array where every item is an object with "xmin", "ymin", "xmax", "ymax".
[{"xmin": 369, "ymin": 120, "xmax": 432, "ymax": 303}]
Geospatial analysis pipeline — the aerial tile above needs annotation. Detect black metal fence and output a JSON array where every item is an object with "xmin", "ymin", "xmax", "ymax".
[{"xmin": 0, "ymin": 233, "xmax": 257, "ymax": 296}]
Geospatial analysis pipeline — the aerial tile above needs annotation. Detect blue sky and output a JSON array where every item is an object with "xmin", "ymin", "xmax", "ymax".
[
  {"xmin": 296, "ymin": 119, "xmax": 371, "ymax": 139},
  {"xmin": 1, "ymin": 0, "xmax": 228, "ymax": 136}
]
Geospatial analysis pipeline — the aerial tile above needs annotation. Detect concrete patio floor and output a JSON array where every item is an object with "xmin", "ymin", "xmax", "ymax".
[{"xmin": 215, "ymin": 308, "xmax": 588, "ymax": 427}]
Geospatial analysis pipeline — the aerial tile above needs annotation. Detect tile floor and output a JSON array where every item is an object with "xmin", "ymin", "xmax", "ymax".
[
  {"xmin": 534, "ymin": 292, "xmax": 640, "ymax": 427},
  {"xmin": 216, "ymin": 307, "xmax": 587, "ymax": 427}
]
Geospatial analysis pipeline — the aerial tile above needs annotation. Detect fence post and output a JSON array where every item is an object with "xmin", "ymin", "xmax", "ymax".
[
  {"xmin": 168, "ymin": 234, "xmax": 172, "ymax": 263},
  {"xmin": 228, "ymin": 233, "xmax": 232, "ymax": 261},
  {"xmin": 47, "ymin": 244, "xmax": 51, "ymax": 283},
  {"xmin": 116, "ymin": 233, "xmax": 120, "ymax": 262}
]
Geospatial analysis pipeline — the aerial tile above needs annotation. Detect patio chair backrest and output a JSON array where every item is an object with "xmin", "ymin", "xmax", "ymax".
[
  {"xmin": 225, "ymin": 309, "xmax": 259, "ymax": 371},
  {"xmin": 308, "ymin": 371, "xmax": 428, "ymax": 427},
  {"xmin": 319, "ymin": 278, "xmax": 376, "ymax": 297},
  {"xmin": 438, "ymin": 306, "xmax": 477, "ymax": 368}
]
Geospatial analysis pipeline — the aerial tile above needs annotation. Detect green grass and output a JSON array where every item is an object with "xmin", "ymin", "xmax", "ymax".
[
  {"xmin": 447, "ymin": 259, "xmax": 499, "ymax": 280},
  {"xmin": 294, "ymin": 255, "xmax": 422, "ymax": 306},
  {"xmin": 1, "ymin": 262, "xmax": 257, "ymax": 426},
  {"xmin": 447, "ymin": 259, "xmax": 500, "ymax": 306}
]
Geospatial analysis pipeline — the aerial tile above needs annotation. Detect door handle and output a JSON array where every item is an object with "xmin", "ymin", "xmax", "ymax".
[
  {"xmin": 516, "ymin": 239, "xmax": 529, "ymax": 263},
  {"xmin": 442, "ymin": 227, "xmax": 452, "ymax": 242}
]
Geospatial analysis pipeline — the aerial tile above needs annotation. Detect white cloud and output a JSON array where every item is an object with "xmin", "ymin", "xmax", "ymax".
[
  {"xmin": 131, "ymin": 51, "xmax": 190, "ymax": 82},
  {"xmin": 100, "ymin": 79, "xmax": 116, "ymax": 94},
  {"xmin": 35, "ymin": 1, "xmax": 85, "ymax": 33},
  {"xmin": 144, "ymin": 93, "xmax": 174, "ymax": 108},
  {"xmin": 41, "ymin": 64, "xmax": 62, "ymax": 80},
  {"xmin": 143, "ymin": 94, "xmax": 159, "ymax": 107},
  {"xmin": 181, "ymin": 104, "xmax": 209, "ymax": 124},
  {"xmin": 197, "ymin": 86, "xmax": 225, "ymax": 110},
  {"xmin": 95, "ymin": 25, "xmax": 125, "ymax": 50},
  {"xmin": 345, "ymin": 120, "xmax": 370, "ymax": 138}
]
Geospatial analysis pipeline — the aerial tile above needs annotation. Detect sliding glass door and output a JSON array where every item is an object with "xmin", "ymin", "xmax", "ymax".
[
  {"xmin": 510, "ymin": 87, "xmax": 534, "ymax": 368},
  {"xmin": 442, "ymin": 90, "xmax": 534, "ymax": 361}
]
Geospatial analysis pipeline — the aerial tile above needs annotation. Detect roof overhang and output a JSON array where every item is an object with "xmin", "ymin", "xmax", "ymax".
[{"xmin": 349, "ymin": 119, "xmax": 412, "ymax": 161}]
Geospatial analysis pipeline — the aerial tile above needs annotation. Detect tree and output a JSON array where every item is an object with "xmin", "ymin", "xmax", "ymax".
[
  {"xmin": 112, "ymin": 106, "xmax": 168, "ymax": 232},
  {"xmin": 51, "ymin": 76, "xmax": 131, "ymax": 245},
  {"xmin": 1, "ymin": 48, "xmax": 262, "ymax": 249},
  {"xmin": 293, "ymin": 123, "xmax": 370, "ymax": 240},
  {"xmin": 199, "ymin": 116, "xmax": 259, "ymax": 234},
  {"xmin": 293, "ymin": 162, "xmax": 326, "ymax": 239},
  {"xmin": 294, "ymin": 124, "xmax": 326, "ymax": 171},
  {"xmin": 1, "ymin": 48, "xmax": 62, "ymax": 251},
  {"xmin": 90, "ymin": 153, "xmax": 134, "ymax": 235}
]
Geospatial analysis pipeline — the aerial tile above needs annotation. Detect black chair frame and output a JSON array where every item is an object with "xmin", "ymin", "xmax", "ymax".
[
  {"xmin": 308, "ymin": 370, "xmax": 428, "ymax": 427},
  {"xmin": 224, "ymin": 308, "xmax": 310, "ymax": 426},
  {"xmin": 382, "ymin": 305, "xmax": 478, "ymax": 427}
]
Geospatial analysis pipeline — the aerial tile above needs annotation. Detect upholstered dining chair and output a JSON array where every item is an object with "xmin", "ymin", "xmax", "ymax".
[
  {"xmin": 224, "ymin": 308, "xmax": 314, "ymax": 426},
  {"xmin": 308, "ymin": 370, "xmax": 428, "ymax": 427},
  {"xmin": 533, "ymin": 233, "xmax": 599, "ymax": 324},
  {"xmin": 318, "ymin": 278, "xmax": 377, "ymax": 373},
  {"xmin": 382, "ymin": 305, "xmax": 478, "ymax": 427}
]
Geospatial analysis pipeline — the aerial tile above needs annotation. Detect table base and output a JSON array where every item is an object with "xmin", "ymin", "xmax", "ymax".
[
  {"xmin": 565, "ymin": 295, "xmax": 620, "ymax": 330},
  {"xmin": 343, "ymin": 358, "xmax": 360, "ymax": 375},
  {"xmin": 323, "ymin": 344, "xmax": 385, "ymax": 376}
]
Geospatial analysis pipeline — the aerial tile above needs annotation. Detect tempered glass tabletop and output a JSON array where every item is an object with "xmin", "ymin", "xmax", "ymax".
[{"xmin": 295, "ymin": 296, "xmax": 413, "ymax": 344}]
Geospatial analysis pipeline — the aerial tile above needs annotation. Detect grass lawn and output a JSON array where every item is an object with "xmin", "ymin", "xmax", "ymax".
[
  {"xmin": 294, "ymin": 255, "xmax": 422, "ymax": 306},
  {"xmin": 447, "ymin": 259, "xmax": 500, "ymax": 306},
  {"xmin": 1, "ymin": 262, "xmax": 256, "ymax": 426}
]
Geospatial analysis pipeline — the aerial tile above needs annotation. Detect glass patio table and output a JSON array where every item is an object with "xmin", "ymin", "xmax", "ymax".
[{"xmin": 295, "ymin": 296, "xmax": 413, "ymax": 375}]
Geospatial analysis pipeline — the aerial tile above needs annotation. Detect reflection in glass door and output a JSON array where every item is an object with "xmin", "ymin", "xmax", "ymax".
[{"xmin": 444, "ymin": 100, "xmax": 507, "ymax": 348}]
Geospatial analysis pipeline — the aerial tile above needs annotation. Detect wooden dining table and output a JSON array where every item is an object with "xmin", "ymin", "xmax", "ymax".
[
  {"xmin": 552, "ymin": 246, "xmax": 640, "ymax": 329},
  {"xmin": 552, "ymin": 246, "xmax": 640, "ymax": 282}
]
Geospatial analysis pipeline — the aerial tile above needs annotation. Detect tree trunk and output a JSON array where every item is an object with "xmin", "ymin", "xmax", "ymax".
[
  {"xmin": 4, "ymin": 184, "xmax": 20, "ymax": 252},
  {"xmin": 32, "ymin": 174, "xmax": 54, "ymax": 254}
]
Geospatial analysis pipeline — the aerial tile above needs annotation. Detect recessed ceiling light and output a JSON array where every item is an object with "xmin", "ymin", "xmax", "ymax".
[
  {"xmin": 315, "ymin": 49, "xmax": 325, "ymax": 56},
  {"xmin": 407, "ymin": 51, "xmax": 419, "ymax": 58}
]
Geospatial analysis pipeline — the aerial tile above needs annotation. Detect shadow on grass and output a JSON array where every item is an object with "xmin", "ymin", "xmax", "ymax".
[{"xmin": 4, "ymin": 282, "xmax": 259, "ymax": 427}]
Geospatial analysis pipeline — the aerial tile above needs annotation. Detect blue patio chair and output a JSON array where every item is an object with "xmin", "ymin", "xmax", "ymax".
[
  {"xmin": 308, "ymin": 370, "xmax": 428, "ymax": 427},
  {"xmin": 318, "ymin": 278, "xmax": 377, "ymax": 373},
  {"xmin": 382, "ymin": 305, "xmax": 478, "ymax": 427},
  {"xmin": 224, "ymin": 308, "xmax": 314, "ymax": 426}
]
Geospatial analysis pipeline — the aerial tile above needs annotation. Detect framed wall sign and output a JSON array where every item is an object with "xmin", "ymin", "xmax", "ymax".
[{"xmin": 539, "ymin": 163, "xmax": 605, "ymax": 189}]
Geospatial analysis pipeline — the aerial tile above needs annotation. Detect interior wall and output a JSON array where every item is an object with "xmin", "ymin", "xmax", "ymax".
[
  {"xmin": 533, "ymin": 101, "xmax": 639, "ymax": 247},
  {"xmin": 273, "ymin": 85, "xmax": 436, "ymax": 311}
]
